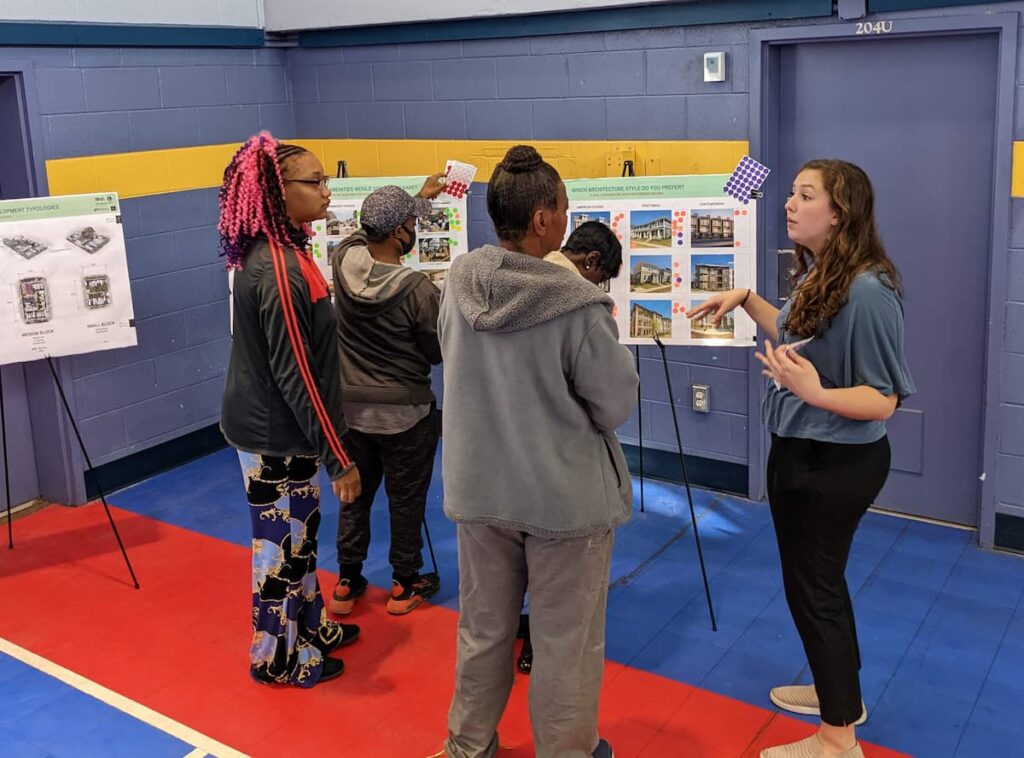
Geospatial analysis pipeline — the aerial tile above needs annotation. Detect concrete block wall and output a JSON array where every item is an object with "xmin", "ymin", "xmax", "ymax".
[
  {"xmin": 3, "ymin": 2, "xmax": 1022, "ymax": 513},
  {"xmin": 289, "ymin": 26, "xmax": 755, "ymax": 463},
  {"xmin": 4, "ymin": 46, "xmax": 289, "ymax": 463},
  {"xmin": 999, "ymin": 197, "xmax": 1024, "ymax": 516}
]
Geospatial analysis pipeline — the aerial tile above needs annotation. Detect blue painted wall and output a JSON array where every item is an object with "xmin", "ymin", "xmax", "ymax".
[
  {"xmin": 1, "ymin": 2, "xmax": 1021, "ymax": 517},
  {"xmin": 0, "ymin": 46, "xmax": 288, "ymax": 465},
  {"xmin": 289, "ymin": 25, "xmax": 758, "ymax": 465}
]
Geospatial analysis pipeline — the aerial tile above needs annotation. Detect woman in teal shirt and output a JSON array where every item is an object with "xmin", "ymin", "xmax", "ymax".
[{"xmin": 689, "ymin": 160, "xmax": 915, "ymax": 758}]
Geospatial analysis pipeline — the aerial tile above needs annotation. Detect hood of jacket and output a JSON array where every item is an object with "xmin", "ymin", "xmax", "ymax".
[
  {"xmin": 333, "ymin": 230, "xmax": 424, "ymax": 318},
  {"xmin": 446, "ymin": 245, "xmax": 612, "ymax": 333}
]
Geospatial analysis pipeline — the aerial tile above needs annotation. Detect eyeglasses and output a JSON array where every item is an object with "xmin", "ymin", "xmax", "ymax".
[{"xmin": 285, "ymin": 177, "xmax": 330, "ymax": 190}]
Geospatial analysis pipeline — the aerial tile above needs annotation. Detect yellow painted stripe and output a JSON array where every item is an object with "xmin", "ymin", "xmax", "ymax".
[
  {"xmin": 1014, "ymin": 141, "xmax": 1024, "ymax": 198},
  {"xmin": 49, "ymin": 138, "xmax": 1024, "ymax": 199},
  {"xmin": 46, "ymin": 139, "xmax": 750, "ymax": 200}
]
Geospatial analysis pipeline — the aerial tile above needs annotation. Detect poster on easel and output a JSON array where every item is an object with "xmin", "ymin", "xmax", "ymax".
[
  {"xmin": 564, "ymin": 174, "xmax": 757, "ymax": 347},
  {"xmin": 0, "ymin": 193, "xmax": 137, "ymax": 366},
  {"xmin": 310, "ymin": 176, "xmax": 470, "ymax": 293}
]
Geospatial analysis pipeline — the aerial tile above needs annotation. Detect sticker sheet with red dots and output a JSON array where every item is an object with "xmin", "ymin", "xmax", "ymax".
[{"xmin": 442, "ymin": 160, "xmax": 478, "ymax": 200}]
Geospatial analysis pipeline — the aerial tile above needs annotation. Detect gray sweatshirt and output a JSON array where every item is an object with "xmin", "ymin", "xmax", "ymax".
[
  {"xmin": 439, "ymin": 245, "xmax": 639, "ymax": 538},
  {"xmin": 332, "ymin": 231, "xmax": 441, "ymax": 408}
]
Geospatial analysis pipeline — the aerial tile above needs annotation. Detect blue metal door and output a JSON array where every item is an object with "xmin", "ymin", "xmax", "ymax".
[{"xmin": 771, "ymin": 32, "xmax": 999, "ymax": 525}]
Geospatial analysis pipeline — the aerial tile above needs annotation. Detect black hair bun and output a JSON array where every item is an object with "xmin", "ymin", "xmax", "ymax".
[{"xmin": 500, "ymin": 145, "xmax": 544, "ymax": 174}]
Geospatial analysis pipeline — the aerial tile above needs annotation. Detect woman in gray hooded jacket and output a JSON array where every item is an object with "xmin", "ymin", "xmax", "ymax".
[{"xmin": 438, "ymin": 146, "xmax": 638, "ymax": 758}]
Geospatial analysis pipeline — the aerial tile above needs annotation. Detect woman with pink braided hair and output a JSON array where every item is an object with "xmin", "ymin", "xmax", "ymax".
[{"xmin": 219, "ymin": 132, "xmax": 362, "ymax": 687}]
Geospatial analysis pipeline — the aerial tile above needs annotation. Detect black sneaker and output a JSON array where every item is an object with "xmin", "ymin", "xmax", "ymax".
[
  {"xmin": 386, "ymin": 572, "xmax": 440, "ymax": 615},
  {"xmin": 313, "ymin": 621, "xmax": 360, "ymax": 655},
  {"xmin": 328, "ymin": 575, "xmax": 368, "ymax": 615},
  {"xmin": 592, "ymin": 738, "xmax": 614, "ymax": 758}
]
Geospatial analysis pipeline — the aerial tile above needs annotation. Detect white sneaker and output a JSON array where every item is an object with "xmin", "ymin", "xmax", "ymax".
[
  {"xmin": 769, "ymin": 684, "xmax": 867, "ymax": 726},
  {"xmin": 760, "ymin": 734, "xmax": 864, "ymax": 758}
]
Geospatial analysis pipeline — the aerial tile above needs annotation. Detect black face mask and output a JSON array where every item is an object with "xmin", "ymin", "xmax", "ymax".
[{"xmin": 398, "ymin": 226, "xmax": 416, "ymax": 255}]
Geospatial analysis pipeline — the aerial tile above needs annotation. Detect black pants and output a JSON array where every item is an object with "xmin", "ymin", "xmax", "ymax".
[
  {"xmin": 767, "ymin": 434, "xmax": 891, "ymax": 726},
  {"xmin": 336, "ymin": 409, "xmax": 439, "ymax": 578}
]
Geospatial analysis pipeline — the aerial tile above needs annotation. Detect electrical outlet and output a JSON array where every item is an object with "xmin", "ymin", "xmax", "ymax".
[{"xmin": 692, "ymin": 384, "xmax": 710, "ymax": 413}]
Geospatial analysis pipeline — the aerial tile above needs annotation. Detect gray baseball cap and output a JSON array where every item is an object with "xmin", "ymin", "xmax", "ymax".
[{"xmin": 360, "ymin": 185, "xmax": 433, "ymax": 234}]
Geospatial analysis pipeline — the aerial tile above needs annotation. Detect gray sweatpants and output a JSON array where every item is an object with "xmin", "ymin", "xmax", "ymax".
[{"xmin": 445, "ymin": 522, "xmax": 614, "ymax": 758}]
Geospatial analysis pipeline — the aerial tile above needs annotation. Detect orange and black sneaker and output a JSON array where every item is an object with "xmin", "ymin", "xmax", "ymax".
[
  {"xmin": 386, "ymin": 572, "xmax": 440, "ymax": 615},
  {"xmin": 328, "ymin": 576, "xmax": 368, "ymax": 615}
]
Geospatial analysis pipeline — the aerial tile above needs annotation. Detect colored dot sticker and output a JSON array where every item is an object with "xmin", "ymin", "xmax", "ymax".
[
  {"xmin": 673, "ymin": 261, "xmax": 680, "ymax": 268},
  {"xmin": 735, "ymin": 241, "xmax": 741, "ymax": 247}
]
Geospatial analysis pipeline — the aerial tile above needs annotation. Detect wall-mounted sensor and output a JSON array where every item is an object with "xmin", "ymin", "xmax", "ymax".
[{"xmin": 703, "ymin": 51, "xmax": 726, "ymax": 83}]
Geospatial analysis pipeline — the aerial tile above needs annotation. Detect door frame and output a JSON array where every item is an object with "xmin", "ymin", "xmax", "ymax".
[
  {"xmin": 748, "ymin": 13, "xmax": 1017, "ymax": 548},
  {"xmin": 0, "ymin": 60, "xmax": 87, "ymax": 506}
]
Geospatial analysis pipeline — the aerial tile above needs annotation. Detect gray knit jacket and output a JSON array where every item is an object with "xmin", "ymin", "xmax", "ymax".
[{"xmin": 438, "ymin": 245, "xmax": 639, "ymax": 538}]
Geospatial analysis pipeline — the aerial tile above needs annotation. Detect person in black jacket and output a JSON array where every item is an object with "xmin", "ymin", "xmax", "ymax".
[
  {"xmin": 328, "ymin": 178, "xmax": 447, "ymax": 616},
  {"xmin": 219, "ymin": 132, "xmax": 362, "ymax": 687}
]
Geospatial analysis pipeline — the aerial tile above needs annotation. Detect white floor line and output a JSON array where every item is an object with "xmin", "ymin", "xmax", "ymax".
[{"xmin": 0, "ymin": 637, "xmax": 249, "ymax": 758}]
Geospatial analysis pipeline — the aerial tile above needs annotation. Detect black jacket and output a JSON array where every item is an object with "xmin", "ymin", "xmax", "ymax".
[
  {"xmin": 221, "ymin": 238, "xmax": 353, "ymax": 480},
  {"xmin": 332, "ymin": 231, "xmax": 441, "ymax": 405}
]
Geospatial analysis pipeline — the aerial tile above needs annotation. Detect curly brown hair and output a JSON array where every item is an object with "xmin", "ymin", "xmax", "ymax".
[{"xmin": 785, "ymin": 159, "xmax": 903, "ymax": 338}]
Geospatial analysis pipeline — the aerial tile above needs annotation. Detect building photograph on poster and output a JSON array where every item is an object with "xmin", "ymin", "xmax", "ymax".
[
  {"xmin": 629, "ymin": 255, "xmax": 673, "ymax": 294},
  {"xmin": 629, "ymin": 299, "xmax": 673, "ymax": 339},
  {"xmin": 691, "ymin": 209, "xmax": 735, "ymax": 247},
  {"xmin": 427, "ymin": 269, "xmax": 447, "ymax": 289},
  {"xmin": 419, "ymin": 237, "xmax": 451, "ymax": 263},
  {"xmin": 570, "ymin": 210, "xmax": 611, "ymax": 232},
  {"xmin": 326, "ymin": 210, "xmax": 359, "ymax": 237},
  {"xmin": 630, "ymin": 210, "xmax": 673, "ymax": 248},
  {"xmin": 690, "ymin": 299, "xmax": 736, "ymax": 340},
  {"xmin": 691, "ymin": 254, "xmax": 735, "ymax": 293},
  {"xmin": 418, "ymin": 209, "xmax": 450, "ymax": 233}
]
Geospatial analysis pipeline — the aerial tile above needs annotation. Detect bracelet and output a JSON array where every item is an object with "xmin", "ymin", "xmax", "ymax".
[{"xmin": 740, "ymin": 288, "xmax": 751, "ymax": 307}]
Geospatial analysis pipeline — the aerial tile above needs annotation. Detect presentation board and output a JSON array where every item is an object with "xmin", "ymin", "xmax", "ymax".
[
  {"xmin": 310, "ymin": 176, "xmax": 469, "ymax": 292},
  {"xmin": 0, "ymin": 193, "xmax": 137, "ymax": 366},
  {"xmin": 564, "ymin": 175, "xmax": 757, "ymax": 347}
]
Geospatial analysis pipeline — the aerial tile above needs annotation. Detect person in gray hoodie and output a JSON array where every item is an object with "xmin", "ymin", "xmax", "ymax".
[
  {"xmin": 329, "ymin": 177, "xmax": 448, "ymax": 617},
  {"xmin": 439, "ymin": 146, "xmax": 638, "ymax": 758}
]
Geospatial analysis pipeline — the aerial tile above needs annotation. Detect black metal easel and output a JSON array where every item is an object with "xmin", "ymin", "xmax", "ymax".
[
  {"xmin": 1, "ymin": 357, "xmax": 139, "ymax": 588},
  {"xmin": 652, "ymin": 335, "xmax": 717, "ymax": 631}
]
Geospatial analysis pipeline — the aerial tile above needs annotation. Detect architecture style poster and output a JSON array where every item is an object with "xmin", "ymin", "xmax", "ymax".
[
  {"xmin": 310, "ymin": 176, "xmax": 470, "ymax": 292},
  {"xmin": 0, "ymin": 193, "xmax": 137, "ymax": 366},
  {"xmin": 564, "ymin": 175, "xmax": 757, "ymax": 347}
]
